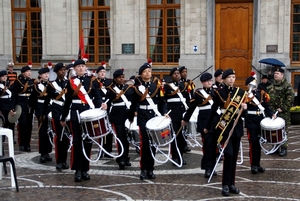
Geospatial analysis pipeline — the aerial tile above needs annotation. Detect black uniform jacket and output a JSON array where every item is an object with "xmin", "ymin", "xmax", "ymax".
[
  {"xmin": 31, "ymin": 80, "xmax": 51, "ymax": 117},
  {"xmin": 105, "ymin": 83, "xmax": 135, "ymax": 124},
  {"xmin": 61, "ymin": 75, "xmax": 103, "ymax": 122},
  {"xmin": 0, "ymin": 81, "xmax": 13, "ymax": 112}
]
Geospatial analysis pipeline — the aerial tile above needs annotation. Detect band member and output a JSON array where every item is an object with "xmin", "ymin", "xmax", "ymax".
[
  {"xmin": 213, "ymin": 69, "xmax": 224, "ymax": 88},
  {"xmin": 0, "ymin": 70, "xmax": 16, "ymax": 143},
  {"xmin": 31, "ymin": 68, "xmax": 52, "ymax": 163},
  {"xmin": 105, "ymin": 69, "xmax": 135, "ymax": 169},
  {"xmin": 203, "ymin": 69, "xmax": 247, "ymax": 196},
  {"xmin": 60, "ymin": 59, "xmax": 107, "ymax": 182},
  {"xmin": 10, "ymin": 66, "xmax": 34, "ymax": 152},
  {"xmin": 257, "ymin": 74, "xmax": 270, "ymax": 92},
  {"xmin": 164, "ymin": 67, "xmax": 189, "ymax": 165},
  {"xmin": 182, "ymin": 72, "xmax": 217, "ymax": 178},
  {"xmin": 244, "ymin": 72, "xmax": 274, "ymax": 174},
  {"xmin": 96, "ymin": 65, "xmax": 113, "ymax": 157},
  {"xmin": 128, "ymin": 63, "xmax": 167, "ymax": 180},
  {"xmin": 47, "ymin": 63, "xmax": 69, "ymax": 171},
  {"xmin": 179, "ymin": 66, "xmax": 194, "ymax": 153},
  {"xmin": 267, "ymin": 67, "xmax": 294, "ymax": 156},
  {"xmin": 7, "ymin": 62, "xmax": 17, "ymax": 87}
]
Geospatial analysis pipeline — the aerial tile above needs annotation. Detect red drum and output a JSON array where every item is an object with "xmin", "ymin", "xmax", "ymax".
[
  {"xmin": 146, "ymin": 116, "xmax": 173, "ymax": 147},
  {"xmin": 260, "ymin": 117, "xmax": 286, "ymax": 144},
  {"xmin": 80, "ymin": 109, "xmax": 110, "ymax": 139}
]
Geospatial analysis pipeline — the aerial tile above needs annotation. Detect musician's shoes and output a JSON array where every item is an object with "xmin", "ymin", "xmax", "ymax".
[
  {"xmin": 118, "ymin": 161, "xmax": 126, "ymax": 170},
  {"xmin": 74, "ymin": 171, "xmax": 82, "ymax": 182},
  {"xmin": 251, "ymin": 166, "xmax": 258, "ymax": 174},
  {"xmin": 221, "ymin": 185, "xmax": 230, "ymax": 196},
  {"xmin": 25, "ymin": 146, "xmax": 31, "ymax": 152},
  {"xmin": 125, "ymin": 159, "xmax": 131, "ymax": 167},
  {"xmin": 19, "ymin": 146, "xmax": 25, "ymax": 152},
  {"xmin": 204, "ymin": 169, "xmax": 212, "ymax": 178},
  {"xmin": 229, "ymin": 185, "xmax": 240, "ymax": 194},
  {"xmin": 40, "ymin": 154, "xmax": 52, "ymax": 163},
  {"xmin": 278, "ymin": 147, "xmax": 287, "ymax": 157},
  {"xmin": 56, "ymin": 163, "xmax": 69, "ymax": 171},
  {"xmin": 147, "ymin": 170, "xmax": 156, "ymax": 179},
  {"xmin": 140, "ymin": 170, "xmax": 148, "ymax": 180},
  {"xmin": 82, "ymin": 172, "xmax": 90, "ymax": 180},
  {"xmin": 183, "ymin": 145, "xmax": 191, "ymax": 153},
  {"xmin": 213, "ymin": 171, "xmax": 217, "ymax": 176},
  {"xmin": 257, "ymin": 166, "xmax": 265, "ymax": 173},
  {"xmin": 62, "ymin": 162, "xmax": 69, "ymax": 169}
]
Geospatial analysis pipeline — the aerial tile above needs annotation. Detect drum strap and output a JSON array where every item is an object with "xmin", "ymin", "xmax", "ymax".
[
  {"xmin": 138, "ymin": 85, "xmax": 161, "ymax": 116},
  {"xmin": 70, "ymin": 78, "xmax": 95, "ymax": 109},
  {"xmin": 169, "ymin": 83, "xmax": 189, "ymax": 110},
  {"xmin": 215, "ymin": 88, "xmax": 247, "ymax": 144},
  {"xmin": 199, "ymin": 89, "xmax": 213, "ymax": 105},
  {"xmin": 36, "ymin": 83, "xmax": 48, "ymax": 98},
  {"xmin": 247, "ymin": 91, "xmax": 265, "ymax": 112},
  {"xmin": 0, "ymin": 84, "xmax": 11, "ymax": 97},
  {"xmin": 113, "ymin": 86, "xmax": 131, "ymax": 109},
  {"xmin": 51, "ymin": 81, "xmax": 66, "ymax": 101}
]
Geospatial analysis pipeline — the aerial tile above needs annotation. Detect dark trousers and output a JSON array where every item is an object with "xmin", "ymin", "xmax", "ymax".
[
  {"xmin": 112, "ymin": 123, "xmax": 129, "ymax": 163},
  {"xmin": 171, "ymin": 121, "xmax": 184, "ymax": 159},
  {"xmin": 247, "ymin": 128, "xmax": 261, "ymax": 166},
  {"xmin": 53, "ymin": 118, "xmax": 69, "ymax": 164},
  {"xmin": 70, "ymin": 121, "xmax": 92, "ymax": 172},
  {"xmin": 100, "ymin": 132, "xmax": 113, "ymax": 153},
  {"xmin": 18, "ymin": 110, "xmax": 33, "ymax": 147},
  {"xmin": 140, "ymin": 126, "xmax": 155, "ymax": 171},
  {"xmin": 201, "ymin": 132, "xmax": 216, "ymax": 170},
  {"xmin": 222, "ymin": 136, "xmax": 241, "ymax": 186},
  {"xmin": 37, "ymin": 115, "xmax": 52, "ymax": 155}
]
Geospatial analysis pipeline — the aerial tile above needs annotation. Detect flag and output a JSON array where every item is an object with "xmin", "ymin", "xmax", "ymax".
[{"xmin": 79, "ymin": 28, "xmax": 85, "ymax": 59}]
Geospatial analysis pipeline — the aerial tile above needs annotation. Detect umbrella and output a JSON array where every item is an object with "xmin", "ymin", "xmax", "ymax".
[{"xmin": 259, "ymin": 58, "xmax": 285, "ymax": 67}]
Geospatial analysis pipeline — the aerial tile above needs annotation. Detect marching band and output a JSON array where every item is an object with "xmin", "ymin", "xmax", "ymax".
[{"xmin": 0, "ymin": 60, "xmax": 293, "ymax": 196}]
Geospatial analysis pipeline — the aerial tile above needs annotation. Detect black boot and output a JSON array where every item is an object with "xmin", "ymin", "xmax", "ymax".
[
  {"xmin": 140, "ymin": 170, "xmax": 148, "ymax": 180},
  {"xmin": 278, "ymin": 147, "xmax": 287, "ymax": 156}
]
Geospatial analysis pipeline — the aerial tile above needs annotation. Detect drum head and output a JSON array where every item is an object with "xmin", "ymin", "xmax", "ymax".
[
  {"xmin": 260, "ymin": 117, "xmax": 285, "ymax": 130},
  {"xmin": 146, "ymin": 116, "xmax": 171, "ymax": 130},
  {"xmin": 125, "ymin": 117, "xmax": 139, "ymax": 131},
  {"xmin": 80, "ymin": 109, "xmax": 107, "ymax": 121}
]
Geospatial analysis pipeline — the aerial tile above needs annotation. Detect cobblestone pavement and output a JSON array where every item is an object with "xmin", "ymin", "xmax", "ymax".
[{"xmin": 0, "ymin": 121, "xmax": 300, "ymax": 201}]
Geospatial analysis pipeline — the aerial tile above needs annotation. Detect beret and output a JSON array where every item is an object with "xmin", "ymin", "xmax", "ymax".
[
  {"xmin": 113, "ymin": 69, "xmax": 124, "ymax": 78},
  {"xmin": 21, "ymin": 66, "xmax": 31, "ymax": 73},
  {"xmin": 0, "ymin": 70, "xmax": 7, "ymax": 77},
  {"xmin": 138, "ymin": 63, "xmax": 151, "ymax": 75},
  {"xmin": 129, "ymin": 75, "xmax": 135, "ymax": 80},
  {"xmin": 274, "ymin": 67, "xmax": 284, "ymax": 73},
  {"xmin": 38, "ymin": 67, "xmax": 50, "ymax": 75},
  {"xmin": 73, "ymin": 59, "xmax": 85, "ymax": 67},
  {"xmin": 178, "ymin": 66, "xmax": 187, "ymax": 73},
  {"xmin": 54, "ymin": 63, "xmax": 65, "ymax": 72},
  {"xmin": 222, "ymin": 68, "xmax": 235, "ymax": 79},
  {"xmin": 66, "ymin": 63, "xmax": 74, "ymax": 70},
  {"xmin": 169, "ymin": 67, "xmax": 179, "ymax": 76},
  {"xmin": 200, "ymin": 72, "xmax": 213, "ymax": 82},
  {"xmin": 245, "ymin": 76, "xmax": 255, "ymax": 85},
  {"xmin": 214, "ymin": 69, "xmax": 223, "ymax": 77},
  {"xmin": 262, "ymin": 75, "xmax": 268, "ymax": 79},
  {"xmin": 96, "ymin": 66, "xmax": 106, "ymax": 73}
]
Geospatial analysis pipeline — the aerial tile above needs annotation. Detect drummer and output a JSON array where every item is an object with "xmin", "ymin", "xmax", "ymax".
[
  {"xmin": 244, "ymin": 72, "xmax": 274, "ymax": 174},
  {"xmin": 105, "ymin": 68, "xmax": 135, "ymax": 169},
  {"xmin": 128, "ymin": 62, "xmax": 167, "ymax": 180},
  {"xmin": 60, "ymin": 59, "xmax": 107, "ymax": 182},
  {"xmin": 182, "ymin": 72, "xmax": 217, "ymax": 178},
  {"xmin": 47, "ymin": 63, "xmax": 69, "ymax": 171},
  {"xmin": 164, "ymin": 67, "xmax": 189, "ymax": 166}
]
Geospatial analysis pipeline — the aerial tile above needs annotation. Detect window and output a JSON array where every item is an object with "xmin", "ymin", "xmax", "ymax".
[
  {"xmin": 79, "ymin": 0, "xmax": 110, "ymax": 64},
  {"xmin": 12, "ymin": 0, "xmax": 42, "ymax": 66},
  {"xmin": 147, "ymin": 0, "xmax": 180, "ymax": 65}
]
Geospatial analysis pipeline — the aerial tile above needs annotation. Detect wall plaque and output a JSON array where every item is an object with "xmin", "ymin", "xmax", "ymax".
[
  {"xmin": 266, "ymin": 45, "xmax": 278, "ymax": 53},
  {"xmin": 122, "ymin": 44, "xmax": 135, "ymax": 54}
]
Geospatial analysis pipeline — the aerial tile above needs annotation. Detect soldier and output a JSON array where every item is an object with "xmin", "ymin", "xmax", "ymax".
[
  {"xmin": 213, "ymin": 68, "xmax": 224, "ymax": 88},
  {"xmin": 0, "ymin": 70, "xmax": 16, "ymax": 143},
  {"xmin": 164, "ymin": 67, "xmax": 189, "ymax": 166},
  {"xmin": 96, "ymin": 65, "xmax": 113, "ymax": 157},
  {"xmin": 31, "ymin": 68, "xmax": 52, "ymax": 163},
  {"xmin": 10, "ymin": 66, "xmax": 34, "ymax": 152},
  {"xmin": 182, "ymin": 72, "xmax": 217, "ymax": 178},
  {"xmin": 128, "ymin": 63, "xmax": 167, "ymax": 180},
  {"xmin": 267, "ymin": 67, "xmax": 294, "ymax": 156},
  {"xmin": 257, "ymin": 74, "xmax": 271, "ymax": 92},
  {"xmin": 203, "ymin": 69, "xmax": 247, "ymax": 196},
  {"xmin": 47, "ymin": 63, "xmax": 69, "ymax": 171},
  {"xmin": 244, "ymin": 72, "xmax": 274, "ymax": 174},
  {"xmin": 105, "ymin": 69, "xmax": 135, "ymax": 169},
  {"xmin": 60, "ymin": 59, "xmax": 107, "ymax": 182},
  {"xmin": 7, "ymin": 62, "xmax": 17, "ymax": 87}
]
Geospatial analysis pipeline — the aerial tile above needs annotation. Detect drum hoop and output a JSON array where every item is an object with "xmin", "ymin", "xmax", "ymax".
[{"xmin": 146, "ymin": 116, "xmax": 171, "ymax": 130}]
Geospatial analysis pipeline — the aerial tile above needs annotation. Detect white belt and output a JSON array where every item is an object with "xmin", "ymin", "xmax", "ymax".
[
  {"xmin": 167, "ymin": 98, "xmax": 181, "ymax": 103},
  {"xmin": 198, "ymin": 105, "xmax": 211, "ymax": 110},
  {"xmin": 53, "ymin": 100, "xmax": 64, "ymax": 106},
  {"xmin": 72, "ymin": 99, "xmax": 85, "ymax": 104},
  {"xmin": 37, "ymin": 99, "xmax": 45, "ymax": 103},
  {"xmin": 0, "ymin": 95, "xmax": 10, "ymax": 99},
  {"xmin": 248, "ymin": 110, "xmax": 263, "ymax": 115},
  {"xmin": 139, "ymin": 104, "xmax": 158, "ymax": 110},
  {"xmin": 18, "ymin": 93, "xmax": 30, "ymax": 97},
  {"xmin": 111, "ymin": 102, "xmax": 126, "ymax": 106}
]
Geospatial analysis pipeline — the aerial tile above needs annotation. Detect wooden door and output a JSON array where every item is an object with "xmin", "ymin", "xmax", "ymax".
[{"xmin": 215, "ymin": 1, "xmax": 253, "ymax": 88}]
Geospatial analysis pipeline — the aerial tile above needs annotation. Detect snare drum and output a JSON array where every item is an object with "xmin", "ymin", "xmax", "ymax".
[
  {"xmin": 146, "ymin": 116, "xmax": 173, "ymax": 146},
  {"xmin": 80, "ymin": 109, "xmax": 110, "ymax": 139},
  {"xmin": 260, "ymin": 117, "xmax": 285, "ymax": 144},
  {"xmin": 125, "ymin": 117, "xmax": 140, "ymax": 143}
]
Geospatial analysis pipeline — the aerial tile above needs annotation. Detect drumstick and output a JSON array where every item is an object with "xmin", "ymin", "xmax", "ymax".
[
  {"xmin": 156, "ymin": 110, "xmax": 172, "ymax": 127},
  {"xmin": 272, "ymin": 110, "xmax": 279, "ymax": 120},
  {"xmin": 99, "ymin": 99, "xmax": 109, "ymax": 110}
]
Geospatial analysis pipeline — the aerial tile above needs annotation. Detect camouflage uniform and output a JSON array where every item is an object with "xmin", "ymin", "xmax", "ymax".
[{"xmin": 267, "ymin": 78, "xmax": 294, "ymax": 148}]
